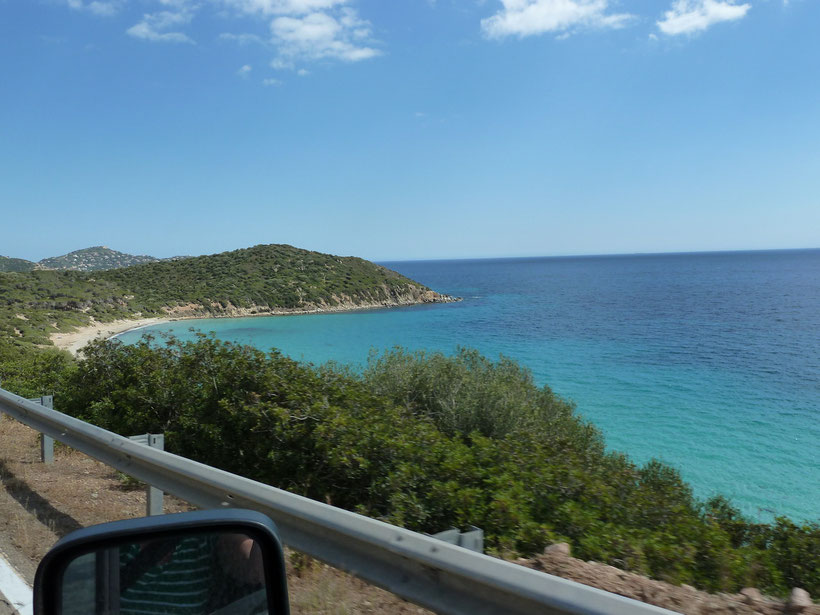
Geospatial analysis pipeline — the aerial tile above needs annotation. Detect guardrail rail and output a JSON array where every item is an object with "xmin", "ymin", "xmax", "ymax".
[{"xmin": 0, "ymin": 387, "xmax": 679, "ymax": 615}]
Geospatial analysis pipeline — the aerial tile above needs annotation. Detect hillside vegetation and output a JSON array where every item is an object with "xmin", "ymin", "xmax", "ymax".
[
  {"xmin": 96, "ymin": 244, "xmax": 446, "ymax": 314},
  {"xmin": 0, "ymin": 256, "xmax": 36, "ymax": 272},
  {"xmin": 0, "ymin": 246, "xmax": 172, "ymax": 273},
  {"xmin": 0, "ymin": 244, "xmax": 452, "ymax": 348},
  {"xmin": 49, "ymin": 336, "xmax": 818, "ymax": 599},
  {"xmin": 38, "ymin": 246, "xmax": 166, "ymax": 271}
]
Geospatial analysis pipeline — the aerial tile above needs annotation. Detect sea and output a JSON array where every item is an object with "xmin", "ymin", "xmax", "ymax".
[{"xmin": 116, "ymin": 249, "xmax": 820, "ymax": 524}]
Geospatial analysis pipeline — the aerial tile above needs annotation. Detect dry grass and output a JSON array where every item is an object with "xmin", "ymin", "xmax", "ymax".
[
  {"xmin": 0, "ymin": 413, "xmax": 430, "ymax": 614},
  {"xmin": 286, "ymin": 554, "xmax": 430, "ymax": 615},
  {"xmin": 0, "ymin": 485, "xmax": 58, "ymax": 581},
  {"xmin": 0, "ymin": 412, "xmax": 188, "ymax": 581}
]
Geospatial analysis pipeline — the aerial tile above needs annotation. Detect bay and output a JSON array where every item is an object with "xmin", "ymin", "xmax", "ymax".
[{"xmin": 117, "ymin": 249, "xmax": 820, "ymax": 523}]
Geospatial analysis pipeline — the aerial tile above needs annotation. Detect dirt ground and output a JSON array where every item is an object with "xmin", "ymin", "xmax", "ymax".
[
  {"xmin": 0, "ymin": 413, "xmax": 816, "ymax": 615},
  {"xmin": 0, "ymin": 414, "xmax": 429, "ymax": 615},
  {"xmin": 519, "ymin": 548, "xmax": 819, "ymax": 615}
]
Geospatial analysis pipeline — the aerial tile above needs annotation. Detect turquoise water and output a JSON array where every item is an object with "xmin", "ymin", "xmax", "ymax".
[{"xmin": 117, "ymin": 249, "xmax": 820, "ymax": 523}]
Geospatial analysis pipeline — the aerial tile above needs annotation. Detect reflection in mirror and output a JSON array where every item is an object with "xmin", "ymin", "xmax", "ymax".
[{"xmin": 60, "ymin": 531, "xmax": 268, "ymax": 615}]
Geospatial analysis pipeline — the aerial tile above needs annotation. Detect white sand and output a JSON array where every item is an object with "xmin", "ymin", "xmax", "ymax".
[
  {"xmin": 47, "ymin": 293, "xmax": 456, "ymax": 357},
  {"xmin": 50, "ymin": 317, "xmax": 170, "ymax": 355}
]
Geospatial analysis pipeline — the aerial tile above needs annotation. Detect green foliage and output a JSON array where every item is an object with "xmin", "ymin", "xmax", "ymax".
[
  {"xmin": 755, "ymin": 517, "xmax": 820, "ymax": 592},
  {"xmin": 362, "ymin": 347, "xmax": 591, "ymax": 443},
  {"xmin": 0, "ymin": 338, "xmax": 74, "ymax": 397},
  {"xmin": 97, "ymin": 244, "xmax": 431, "ymax": 312},
  {"xmin": 0, "ymin": 269, "xmax": 131, "ymax": 348},
  {"xmin": 54, "ymin": 336, "xmax": 820, "ymax": 598},
  {"xmin": 37, "ymin": 246, "xmax": 160, "ymax": 271},
  {"xmin": 0, "ymin": 256, "xmax": 36, "ymax": 273},
  {"xmin": 0, "ymin": 244, "xmax": 438, "ymax": 354}
]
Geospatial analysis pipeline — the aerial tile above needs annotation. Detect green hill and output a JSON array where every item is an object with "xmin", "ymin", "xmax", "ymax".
[
  {"xmin": 0, "ymin": 256, "xmax": 36, "ymax": 272},
  {"xmin": 37, "ymin": 246, "xmax": 164, "ymax": 271},
  {"xmin": 0, "ymin": 244, "xmax": 455, "ymax": 348},
  {"xmin": 97, "ymin": 244, "xmax": 446, "ymax": 315},
  {"xmin": 1, "ymin": 246, "xmax": 182, "ymax": 273}
]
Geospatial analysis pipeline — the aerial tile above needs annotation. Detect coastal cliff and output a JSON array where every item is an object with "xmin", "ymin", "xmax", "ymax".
[{"xmin": 160, "ymin": 289, "xmax": 457, "ymax": 319}]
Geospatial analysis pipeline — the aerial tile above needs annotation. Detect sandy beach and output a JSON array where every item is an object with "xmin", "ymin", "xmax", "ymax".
[
  {"xmin": 47, "ymin": 290, "xmax": 459, "ymax": 357},
  {"xmin": 50, "ymin": 317, "xmax": 170, "ymax": 355}
]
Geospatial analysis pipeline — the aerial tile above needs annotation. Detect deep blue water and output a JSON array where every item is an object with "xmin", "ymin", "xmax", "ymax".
[{"xmin": 117, "ymin": 249, "xmax": 820, "ymax": 523}]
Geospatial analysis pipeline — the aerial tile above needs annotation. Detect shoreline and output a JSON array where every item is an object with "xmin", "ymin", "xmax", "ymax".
[
  {"xmin": 50, "ymin": 317, "xmax": 172, "ymax": 355},
  {"xmin": 50, "ymin": 295, "xmax": 460, "ymax": 356}
]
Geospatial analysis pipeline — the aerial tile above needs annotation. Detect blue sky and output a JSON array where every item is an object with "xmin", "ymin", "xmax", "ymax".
[{"xmin": 2, "ymin": 0, "xmax": 818, "ymax": 261}]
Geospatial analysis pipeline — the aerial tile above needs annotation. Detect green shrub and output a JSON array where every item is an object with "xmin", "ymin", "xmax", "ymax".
[
  {"xmin": 54, "ymin": 336, "xmax": 820, "ymax": 598},
  {"xmin": 0, "ymin": 338, "xmax": 74, "ymax": 398}
]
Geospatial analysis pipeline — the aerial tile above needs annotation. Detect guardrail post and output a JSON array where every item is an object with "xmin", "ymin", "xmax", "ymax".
[
  {"xmin": 146, "ymin": 434, "xmax": 165, "ymax": 516},
  {"xmin": 39, "ymin": 396, "xmax": 55, "ymax": 464},
  {"xmin": 23, "ymin": 393, "xmax": 55, "ymax": 464},
  {"xmin": 432, "ymin": 526, "xmax": 484, "ymax": 553},
  {"xmin": 127, "ymin": 433, "xmax": 166, "ymax": 516}
]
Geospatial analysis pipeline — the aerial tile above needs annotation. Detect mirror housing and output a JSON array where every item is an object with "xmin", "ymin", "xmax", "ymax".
[{"xmin": 34, "ymin": 509, "xmax": 290, "ymax": 615}]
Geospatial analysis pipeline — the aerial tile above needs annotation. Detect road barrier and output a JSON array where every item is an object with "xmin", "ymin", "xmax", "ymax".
[
  {"xmin": 127, "ymin": 433, "xmax": 165, "ymax": 516},
  {"xmin": 0, "ymin": 387, "xmax": 679, "ymax": 615}
]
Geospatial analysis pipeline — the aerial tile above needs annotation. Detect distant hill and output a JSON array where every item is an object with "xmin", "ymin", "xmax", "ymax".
[
  {"xmin": 0, "ymin": 256, "xmax": 36, "ymax": 272},
  {"xmin": 99, "ymin": 243, "xmax": 451, "ymax": 316},
  {"xmin": 0, "ymin": 243, "xmax": 457, "ymax": 348},
  {"xmin": 37, "ymin": 246, "xmax": 163, "ymax": 271},
  {"xmin": 0, "ymin": 246, "xmax": 185, "ymax": 273}
]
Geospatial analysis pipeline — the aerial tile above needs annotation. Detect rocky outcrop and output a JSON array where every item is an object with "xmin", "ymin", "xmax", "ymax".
[
  {"xmin": 517, "ymin": 544, "xmax": 819, "ymax": 615},
  {"xmin": 160, "ymin": 287, "xmax": 460, "ymax": 320}
]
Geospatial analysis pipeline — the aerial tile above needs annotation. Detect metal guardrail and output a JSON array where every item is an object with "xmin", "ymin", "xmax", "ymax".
[
  {"xmin": 433, "ymin": 526, "xmax": 484, "ymax": 553},
  {"xmin": 127, "ymin": 433, "xmax": 165, "ymax": 516},
  {"xmin": 0, "ymin": 387, "xmax": 679, "ymax": 615},
  {"xmin": 26, "ymin": 396, "xmax": 53, "ymax": 464}
]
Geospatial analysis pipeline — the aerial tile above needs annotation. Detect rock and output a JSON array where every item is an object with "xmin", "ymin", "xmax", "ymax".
[
  {"xmin": 543, "ymin": 542, "xmax": 571, "ymax": 557},
  {"xmin": 740, "ymin": 587, "xmax": 763, "ymax": 603},
  {"xmin": 788, "ymin": 588, "xmax": 812, "ymax": 611}
]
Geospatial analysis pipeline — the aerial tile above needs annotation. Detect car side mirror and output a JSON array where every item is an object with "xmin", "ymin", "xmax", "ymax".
[{"xmin": 34, "ymin": 509, "xmax": 290, "ymax": 615}]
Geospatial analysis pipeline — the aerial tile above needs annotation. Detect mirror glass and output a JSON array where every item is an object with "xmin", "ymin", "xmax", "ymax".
[{"xmin": 59, "ymin": 530, "xmax": 271, "ymax": 615}]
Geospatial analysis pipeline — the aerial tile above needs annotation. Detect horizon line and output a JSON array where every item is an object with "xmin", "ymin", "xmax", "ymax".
[
  {"xmin": 376, "ymin": 246, "xmax": 820, "ymax": 264},
  {"xmin": 7, "ymin": 245, "xmax": 818, "ymax": 266}
]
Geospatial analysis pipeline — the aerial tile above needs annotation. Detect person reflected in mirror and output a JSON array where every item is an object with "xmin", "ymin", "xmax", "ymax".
[{"xmin": 118, "ymin": 532, "xmax": 265, "ymax": 614}]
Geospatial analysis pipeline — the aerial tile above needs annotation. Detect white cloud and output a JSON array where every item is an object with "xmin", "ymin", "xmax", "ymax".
[
  {"xmin": 66, "ymin": 0, "xmax": 121, "ymax": 17},
  {"xmin": 657, "ymin": 0, "xmax": 751, "ymax": 36},
  {"xmin": 62, "ymin": 0, "xmax": 380, "ymax": 70},
  {"xmin": 262, "ymin": 77, "xmax": 283, "ymax": 85},
  {"xmin": 127, "ymin": 10, "xmax": 195, "ymax": 43},
  {"xmin": 481, "ymin": 0, "xmax": 633, "ymax": 38},
  {"xmin": 156, "ymin": 0, "xmax": 195, "ymax": 7},
  {"xmin": 237, "ymin": 64, "xmax": 252, "ymax": 77},
  {"xmin": 219, "ymin": 1, "xmax": 379, "ymax": 69},
  {"xmin": 219, "ymin": 32, "xmax": 268, "ymax": 45},
  {"xmin": 270, "ymin": 8, "xmax": 380, "ymax": 65},
  {"xmin": 270, "ymin": 57, "xmax": 294, "ymax": 69},
  {"xmin": 220, "ymin": 0, "xmax": 349, "ymax": 16}
]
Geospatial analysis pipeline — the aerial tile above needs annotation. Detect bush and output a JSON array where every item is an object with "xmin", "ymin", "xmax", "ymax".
[
  {"xmin": 55, "ymin": 336, "xmax": 820, "ymax": 597},
  {"xmin": 0, "ymin": 338, "xmax": 74, "ymax": 398},
  {"xmin": 363, "ymin": 347, "xmax": 594, "ymax": 445}
]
